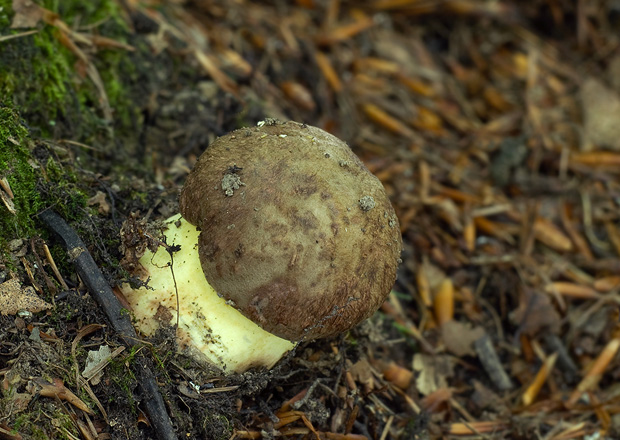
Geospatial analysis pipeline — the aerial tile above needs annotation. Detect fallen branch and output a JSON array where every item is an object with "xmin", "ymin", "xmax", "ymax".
[{"xmin": 38, "ymin": 209, "xmax": 177, "ymax": 440}]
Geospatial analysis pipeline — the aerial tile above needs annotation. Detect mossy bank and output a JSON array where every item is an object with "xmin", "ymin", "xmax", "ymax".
[
  {"xmin": 0, "ymin": 0, "xmax": 161, "ymax": 258},
  {"xmin": 0, "ymin": 0, "xmax": 139, "ymax": 143}
]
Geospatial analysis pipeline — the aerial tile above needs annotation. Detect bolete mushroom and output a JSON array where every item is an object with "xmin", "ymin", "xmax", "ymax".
[{"xmin": 120, "ymin": 120, "xmax": 402, "ymax": 373}]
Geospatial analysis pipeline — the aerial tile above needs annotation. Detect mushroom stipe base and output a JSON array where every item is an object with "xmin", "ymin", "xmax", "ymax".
[{"xmin": 120, "ymin": 214, "xmax": 295, "ymax": 373}]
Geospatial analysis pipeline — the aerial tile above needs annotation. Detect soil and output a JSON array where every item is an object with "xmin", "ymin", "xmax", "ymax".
[{"xmin": 1, "ymin": 1, "xmax": 620, "ymax": 439}]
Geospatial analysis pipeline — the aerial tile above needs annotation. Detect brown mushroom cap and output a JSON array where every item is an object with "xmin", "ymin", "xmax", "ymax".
[{"xmin": 179, "ymin": 120, "xmax": 402, "ymax": 341}]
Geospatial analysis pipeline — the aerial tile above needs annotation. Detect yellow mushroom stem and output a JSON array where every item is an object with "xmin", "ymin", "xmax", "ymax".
[{"xmin": 120, "ymin": 213, "xmax": 295, "ymax": 373}]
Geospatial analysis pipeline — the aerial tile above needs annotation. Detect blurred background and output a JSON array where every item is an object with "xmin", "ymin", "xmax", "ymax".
[{"xmin": 1, "ymin": 1, "xmax": 620, "ymax": 438}]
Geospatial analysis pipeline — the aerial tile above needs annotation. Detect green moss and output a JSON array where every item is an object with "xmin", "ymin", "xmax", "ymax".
[
  {"xmin": 0, "ymin": 13, "xmax": 75, "ymax": 136},
  {"xmin": 150, "ymin": 347, "xmax": 173, "ymax": 382},
  {"xmin": 0, "ymin": 104, "xmax": 92, "ymax": 266},
  {"xmin": 107, "ymin": 346, "xmax": 141, "ymax": 413},
  {"xmin": 52, "ymin": 0, "xmax": 122, "ymax": 22},
  {"xmin": 13, "ymin": 414, "xmax": 48, "ymax": 439},
  {"xmin": 54, "ymin": 409, "xmax": 81, "ymax": 439},
  {"xmin": 0, "ymin": 105, "xmax": 42, "ymax": 243},
  {"xmin": 42, "ymin": 157, "xmax": 87, "ymax": 222},
  {"xmin": 0, "ymin": 0, "xmax": 140, "ymax": 142}
]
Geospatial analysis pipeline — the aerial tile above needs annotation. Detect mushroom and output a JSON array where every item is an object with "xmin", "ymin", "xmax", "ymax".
[{"xmin": 120, "ymin": 120, "xmax": 402, "ymax": 373}]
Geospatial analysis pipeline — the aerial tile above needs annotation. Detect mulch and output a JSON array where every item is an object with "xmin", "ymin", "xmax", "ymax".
[{"xmin": 2, "ymin": 1, "xmax": 620, "ymax": 439}]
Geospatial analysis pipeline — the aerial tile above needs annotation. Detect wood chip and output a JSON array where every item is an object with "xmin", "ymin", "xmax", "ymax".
[{"xmin": 474, "ymin": 334, "xmax": 513, "ymax": 391}]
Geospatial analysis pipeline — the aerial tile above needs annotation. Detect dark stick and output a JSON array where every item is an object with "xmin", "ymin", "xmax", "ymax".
[
  {"xmin": 39, "ymin": 209, "xmax": 177, "ymax": 440},
  {"xmin": 474, "ymin": 333, "xmax": 514, "ymax": 392}
]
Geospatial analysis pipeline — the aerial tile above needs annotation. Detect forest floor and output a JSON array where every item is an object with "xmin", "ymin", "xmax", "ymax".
[{"xmin": 1, "ymin": 1, "xmax": 620, "ymax": 439}]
